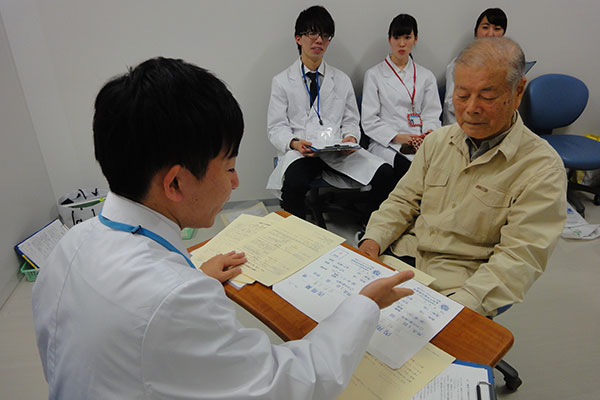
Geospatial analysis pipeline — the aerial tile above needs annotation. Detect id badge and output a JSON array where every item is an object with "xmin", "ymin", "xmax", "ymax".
[{"xmin": 407, "ymin": 112, "xmax": 423, "ymax": 127}]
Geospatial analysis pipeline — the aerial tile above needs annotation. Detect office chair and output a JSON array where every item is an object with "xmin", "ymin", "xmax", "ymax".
[
  {"xmin": 489, "ymin": 305, "xmax": 523, "ymax": 391},
  {"xmin": 521, "ymin": 73, "xmax": 600, "ymax": 216}
]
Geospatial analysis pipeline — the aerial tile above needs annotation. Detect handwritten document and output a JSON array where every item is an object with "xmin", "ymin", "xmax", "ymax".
[
  {"xmin": 17, "ymin": 219, "xmax": 68, "ymax": 268},
  {"xmin": 338, "ymin": 344, "xmax": 455, "ymax": 400},
  {"xmin": 273, "ymin": 245, "xmax": 463, "ymax": 369},
  {"xmin": 191, "ymin": 213, "xmax": 344, "ymax": 286}
]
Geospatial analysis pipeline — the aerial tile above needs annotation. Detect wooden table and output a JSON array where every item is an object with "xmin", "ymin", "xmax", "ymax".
[{"xmin": 188, "ymin": 225, "xmax": 514, "ymax": 367}]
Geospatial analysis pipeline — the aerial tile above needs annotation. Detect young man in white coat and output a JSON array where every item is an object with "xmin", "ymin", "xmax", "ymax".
[
  {"xmin": 32, "ymin": 57, "xmax": 415, "ymax": 399},
  {"xmin": 267, "ymin": 5, "xmax": 394, "ymax": 221}
]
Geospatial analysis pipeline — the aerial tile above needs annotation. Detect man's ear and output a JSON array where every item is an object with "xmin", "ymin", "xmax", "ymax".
[
  {"xmin": 513, "ymin": 77, "xmax": 527, "ymax": 109},
  {"xmin": 163, "ymin": 165, "xmax": 183, "ymax": 202}
]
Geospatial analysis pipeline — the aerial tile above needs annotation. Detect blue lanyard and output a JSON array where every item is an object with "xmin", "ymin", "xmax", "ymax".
[
  {"xmin": 98, "ymin": 211, "xmax": 196, "ymax": 270},
  {"xmin": 301, "ymin": 63, "xmax": 323, "ymax": 125}
]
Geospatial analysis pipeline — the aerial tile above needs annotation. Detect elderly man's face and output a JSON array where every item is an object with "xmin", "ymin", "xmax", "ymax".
[{"xmin": 453, "ymin": 64, "xmax": 526, "ymax": 139}]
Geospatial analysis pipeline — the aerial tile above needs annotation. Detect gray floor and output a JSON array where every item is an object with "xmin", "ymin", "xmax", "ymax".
[{"xmin": 1, "ymin": 197, "xmax": 599, "ymax": 399}]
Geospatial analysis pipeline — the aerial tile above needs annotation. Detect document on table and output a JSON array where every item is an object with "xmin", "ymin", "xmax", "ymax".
[
  {"xmin": 191, "ymin": 213, "xmax": 344, "ymax": 286},
  {"xmin": 338, "ymin": 343, "xmax": 455, "ymax": 400},
  {"xmin": 411, "ymin": 361, "xmax": 495, "ymax": 400},
  {"xmin": 273, "ymin": 245, "xmax": 463, "ymax": 369}
]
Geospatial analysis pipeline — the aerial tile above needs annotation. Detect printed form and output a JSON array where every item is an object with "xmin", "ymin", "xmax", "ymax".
[{"xmin": 273, "ymin": 245, "xmax": 463, "ymax": 369}]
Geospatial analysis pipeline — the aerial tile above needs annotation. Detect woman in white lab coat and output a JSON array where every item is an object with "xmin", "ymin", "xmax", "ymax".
[{"xmin": 361, "ymin": 14, "xmax": 442, "ymax": 180}]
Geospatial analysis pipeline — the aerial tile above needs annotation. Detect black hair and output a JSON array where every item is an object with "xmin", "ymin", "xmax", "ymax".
[
  {"xmin": 93, "ymin": 57, "xmax": 244, "ymax": 202},
  {"xmin": 474, "ymin": 8, "xmax": 507, "ymax": 35},
  {"xmin": 294, "ymin": 5, "xmax": 335, "ymax": 54},
  {"xmin": 388, "ymin": 14, "xmax": 418, "ymax": 39}
]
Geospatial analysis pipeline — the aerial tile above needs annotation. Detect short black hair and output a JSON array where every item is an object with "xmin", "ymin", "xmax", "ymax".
[
  {"xmin": 474, "ymin": 8, "xmax": 507, "ymax": 35},
  {"xmin": 93, "ymin": 57, "xmax": 244, "ymax": 202},
  {"xmin": 388, "ymin": 14, "xmax": 418, "ymax": 39},
  {"xmin": 294, "ymin": 5, "xmax": 335, "ymax": 54}
]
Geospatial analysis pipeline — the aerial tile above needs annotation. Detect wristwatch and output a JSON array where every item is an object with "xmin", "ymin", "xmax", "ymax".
[{"xmin": 290, "ymin": 137, "xmax": 300, "ymax": 149}]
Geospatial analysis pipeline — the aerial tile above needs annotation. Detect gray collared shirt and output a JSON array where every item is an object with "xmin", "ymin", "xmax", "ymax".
[{"xmin": 465, "ymin": 113, "xmax": 518, "ymax": 161}]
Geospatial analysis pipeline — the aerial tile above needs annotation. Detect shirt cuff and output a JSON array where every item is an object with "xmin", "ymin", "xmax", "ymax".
[{"xmin": 448, "ymin": 288, "xmax": 485, "ymax": 315}]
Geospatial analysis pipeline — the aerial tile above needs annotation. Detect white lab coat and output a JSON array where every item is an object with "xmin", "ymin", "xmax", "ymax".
[
  {"xmin": 32, "ymin": 192, "xmax": 380, "ymax": 399},
  {"xmin": 267, "ymin": 58, "xmax": 385, "ymax": 193},
  {"xmin": 361, "ymin": 56, "xmax": 442, "ymax": 165},
  {"xmin": 442, "ymin": 57, "xmax": 457, "ymax": 126}
]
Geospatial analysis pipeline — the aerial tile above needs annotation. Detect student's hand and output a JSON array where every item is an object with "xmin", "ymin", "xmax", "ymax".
[
  {"xmin": 359, "ymin": 270, "xmax": 414, "ymax": 309},
  {"xmin": 358, "ymin": 239, "xmax": 380, "ymax": 258},
  {"xmin": 200, "ymin": 251, "xmax": 246, "ymax": 283},
  {"xmin": 341, "ymin": 136, "xmax": 358, "ymax": 155},
  {"xmin": 291, "ymin": 139, "xmax": 316, "ymax": 157},
  {"xmin": 392, "ymin": 133, "xmax": 421, "ymax": 145}
]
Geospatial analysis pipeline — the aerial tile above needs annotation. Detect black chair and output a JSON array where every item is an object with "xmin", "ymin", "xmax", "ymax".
[{"xmin": 489, "ymin": 305, "xmax": 523, "ymax": 391}]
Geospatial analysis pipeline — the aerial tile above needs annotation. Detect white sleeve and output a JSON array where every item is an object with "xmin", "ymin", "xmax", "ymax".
[
  {"xmin": 340, "ymin": 76, "xmax": 361, "ymax": 141},
  {"xmin": 361, "ymin": 68, "xmax": 398, "ymax": 147},
  {"xmin": 420, "ymin": 70, "xmax": 443, "ymax": 133},
  {"xmin": 267, "ymin": 76, "xmax": 295, "ymax": 154},
  {"xmin": 142, "ymin": 278, "xmax": 380, "ymax": 400}
]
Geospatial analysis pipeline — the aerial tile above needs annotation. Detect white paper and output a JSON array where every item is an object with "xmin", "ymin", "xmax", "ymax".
[
  {"xmin": 368, "ymin": 280, "xmax": 463, "ymax": 369},
  {"xmin": 273, "ymin": 246, "xmax": 463, "ymax": 369},
  {"xmin": 561, "ymin": 202, "xmax": 600, "ymax": 240},
  {"xmin": 17, "ymin": 219, "xmax": 68, "ymax": 268},
  {"xmin": 411, "ymin": 363, "xmax": 491, "ymax": 400}
]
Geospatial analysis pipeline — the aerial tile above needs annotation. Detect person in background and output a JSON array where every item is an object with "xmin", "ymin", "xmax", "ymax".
[
  {"xmin": 361, "ymin": 14, "xmax": 442, "ymax": 181},
  {"xmin": 32, "ymin": 56, "xmax": 415, "ymax": 400},
  {"xmin": 359, "ymin": 38, "xmax": 566, "ymax": 317},
  {"xmin": 443, "ymin": 8, "xmax": 507, "ymax": 125},
  {"xmin": 267, "ymin": 5, "xmax": 394, "ymax": 222}
]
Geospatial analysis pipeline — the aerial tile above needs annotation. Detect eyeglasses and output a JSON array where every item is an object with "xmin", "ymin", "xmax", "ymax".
[{"xmin": 301, "ymin": 31, "xmax": 334, "ymax": 41}]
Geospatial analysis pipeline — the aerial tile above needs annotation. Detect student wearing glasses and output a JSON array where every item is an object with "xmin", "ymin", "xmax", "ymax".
[
  {"xmin": 443, "ymin": 8, "xmax": 507, "ymax": 125},
  {"xmin": 267, "ymin": 5, "xmax": 394, "ymax": 222},
  {"xmin": 361, "ymin": 14, "xmax": 442, "ymax": 181}
]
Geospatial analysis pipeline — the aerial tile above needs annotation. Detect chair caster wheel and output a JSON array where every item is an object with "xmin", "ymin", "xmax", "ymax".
[{"xmin": 504, "ymin": 375, "xmax": 523, "ymax": 391}]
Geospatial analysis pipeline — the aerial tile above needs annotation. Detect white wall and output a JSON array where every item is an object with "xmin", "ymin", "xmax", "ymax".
[
  {"xmin": 0, "ymin": 11, "xmax": 56, "ymax": 305},
  {"xmin": 1, "ymin": 0, "xmax": 599, "ymax": 204}
]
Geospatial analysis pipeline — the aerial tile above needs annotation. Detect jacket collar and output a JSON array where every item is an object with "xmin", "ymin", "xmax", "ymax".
[
  {"xmin": 100, "ymin": 192, "xmax": 190, "ymax": 256},
  {"xmin": 288, "ymin": 58, "xmax": 335, "ymax": 106},
  {"xmin": 449, "ymin": 112, "xmax": 524, "ymax": 164}
]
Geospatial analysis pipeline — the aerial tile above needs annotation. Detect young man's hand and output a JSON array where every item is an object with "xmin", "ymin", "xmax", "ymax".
[
  {"xmin": 359, "ymin": 270, "xmax": 414, "ymax": 309},
  {"xmin": 291, "ymin": 138, "xmax": 316, "ymax": 157},
  {"xmin": 341, "ymin": 136, "xmax": 358, "ymax": 155},
  {"xmin": 200, "ymin": 251, "xmax": 246, "ymax": 283}
]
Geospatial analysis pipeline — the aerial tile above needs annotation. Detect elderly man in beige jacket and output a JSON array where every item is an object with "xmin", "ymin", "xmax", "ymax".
[{"xmin": 359, "ymin": 37, "xmax": 566, "ymax": 317}]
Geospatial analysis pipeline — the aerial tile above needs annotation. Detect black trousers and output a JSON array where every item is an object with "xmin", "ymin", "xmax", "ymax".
[
  {"xmin": 281, "ymin": 157, "xmax": 395, "ymax": 221},
  {"xmin": 393, "ymin": 153, "xmax": 412, "ymax": 182}
]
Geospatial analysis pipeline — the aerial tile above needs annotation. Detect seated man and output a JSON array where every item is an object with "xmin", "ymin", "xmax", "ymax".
[
  {"xmin": 266, "ymin": 5, "xmax": 394, "ymax": 221},
  {"xmin": 360, "ymin": 38, "xmax": 566, "ymax": 317},
  {"xmin": 32, "ymin": 57, "xmax": 414, "ymax": 399}
]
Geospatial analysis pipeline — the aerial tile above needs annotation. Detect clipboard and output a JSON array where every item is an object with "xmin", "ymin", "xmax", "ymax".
[
  {"xmin": 454, "ymin": 360, "xmax": 496, "ymax": 400},
  {"xmin": 411, "ymin": 359, "xmax": 496, "ymax": 400},
  {"xmin": 14, "ymin": 218, "xmax": 68, "ymax": 269}
]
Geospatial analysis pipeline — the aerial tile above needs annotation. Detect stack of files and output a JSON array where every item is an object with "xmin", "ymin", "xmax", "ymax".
[{"xmin": 190, "ymin": 213, "xmax": 345, "ymax": 287}]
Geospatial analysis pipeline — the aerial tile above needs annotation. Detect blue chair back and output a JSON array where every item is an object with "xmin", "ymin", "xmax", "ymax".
[{"xmin": 521, "ymin": 74, "xmax": 588, "ymax": 135}]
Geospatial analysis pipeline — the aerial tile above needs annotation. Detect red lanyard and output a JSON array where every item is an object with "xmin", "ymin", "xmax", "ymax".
[{"xmin": 385, "ymin": 57, "xmax": 417, "ymax": 109}]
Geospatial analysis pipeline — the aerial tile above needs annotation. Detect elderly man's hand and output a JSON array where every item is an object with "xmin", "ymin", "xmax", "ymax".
[
  {"xmin": 359, "ymin": 270, "xmax": 414, "ymax": 309},
  {"xmin": 358, "ymin": 239, "xmax": 380, "ymax": 258}
]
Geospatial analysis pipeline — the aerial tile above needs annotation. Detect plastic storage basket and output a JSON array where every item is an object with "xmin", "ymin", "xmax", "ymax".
[{"xmin": 20, "ymin": 261, "xmax": 39, "ymax": 282}]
